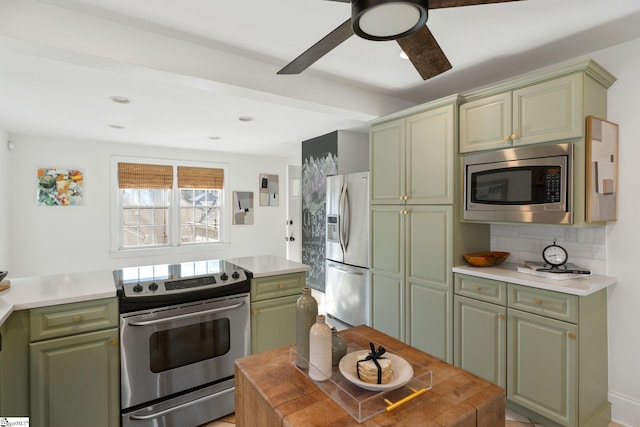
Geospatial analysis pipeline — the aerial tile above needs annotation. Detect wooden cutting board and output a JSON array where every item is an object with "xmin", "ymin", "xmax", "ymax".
[{"xmin": 0, "ymin": 279, "xmax": 10, "ymax": 291}]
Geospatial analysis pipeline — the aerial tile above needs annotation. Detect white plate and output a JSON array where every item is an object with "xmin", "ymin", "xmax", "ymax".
[{"xmin": 338, "ymin": 350, "xmax": 413, "ymax": 391}]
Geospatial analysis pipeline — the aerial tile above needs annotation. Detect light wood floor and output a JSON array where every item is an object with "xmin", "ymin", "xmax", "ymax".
[{"xmin": 201, "ymin": 410, "xmax": 626, "ymax": 426}]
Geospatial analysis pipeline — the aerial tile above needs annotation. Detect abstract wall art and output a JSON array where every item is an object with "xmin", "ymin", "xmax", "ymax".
[
  {"xmin": 37, "ymin": 168, "xmax": 84, "ymax": 206},
  {"xmin": 586, "ymin": 115, "xmax": 619, "ymax": 222}
]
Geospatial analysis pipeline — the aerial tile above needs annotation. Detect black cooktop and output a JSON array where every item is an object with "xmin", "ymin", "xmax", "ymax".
[{"xmin": 114, "ymin": 259, "xmax": 252, "ymax": 313}]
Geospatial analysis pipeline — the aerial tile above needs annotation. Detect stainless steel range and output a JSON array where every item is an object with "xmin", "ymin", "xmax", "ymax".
[{"xmin": 114, "ymin": 260, "xmax": 251, "ymax": 427}]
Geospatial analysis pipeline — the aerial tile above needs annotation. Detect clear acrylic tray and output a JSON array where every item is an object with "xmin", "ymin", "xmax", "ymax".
[{"xmin": 289, "ymin": 341, "xmax": 432, "ymax": 423}]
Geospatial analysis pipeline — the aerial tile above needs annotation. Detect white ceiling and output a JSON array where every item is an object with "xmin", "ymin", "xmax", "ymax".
[{"xmin": 1, "ymin": 0, "xmax": 640, "ymax": 157}]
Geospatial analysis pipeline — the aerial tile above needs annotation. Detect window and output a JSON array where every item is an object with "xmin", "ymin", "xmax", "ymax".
[
  {"xmin": 116, "ymin": 160, "xmax": 226, "ymax": 250},
  {"xmin": 178, "ymin": 166, "xmax": 223, "ymax": 244}
]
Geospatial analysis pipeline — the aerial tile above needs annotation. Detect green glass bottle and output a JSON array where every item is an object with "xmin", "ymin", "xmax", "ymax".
[{"xmin": 295, "ymin": 286, "xmax": 318, "ymax": 368}]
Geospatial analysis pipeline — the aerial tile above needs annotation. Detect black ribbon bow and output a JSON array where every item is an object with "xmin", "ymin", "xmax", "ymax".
[{"xmin": 356, "ymin": 342, "xmax": 387, "ymax": 384}]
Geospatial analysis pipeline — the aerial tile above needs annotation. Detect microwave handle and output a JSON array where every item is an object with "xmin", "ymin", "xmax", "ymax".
[{"xmin": 129, "ymin": 301, "xmax": 245, "ymax": 326}]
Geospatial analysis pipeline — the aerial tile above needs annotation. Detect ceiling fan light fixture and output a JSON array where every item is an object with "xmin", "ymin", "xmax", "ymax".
[{"xmin": 352, "ymin": 0, "xmax": 429, "ymax": 41}]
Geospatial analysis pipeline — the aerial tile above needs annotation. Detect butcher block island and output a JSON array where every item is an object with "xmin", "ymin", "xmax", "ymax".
[{"xmin": 235, "ymin": 325, "xmax": 505, "ymax": 427}]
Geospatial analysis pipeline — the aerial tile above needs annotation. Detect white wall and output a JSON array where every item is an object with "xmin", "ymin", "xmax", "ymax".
[
  {"xmin": 592, "ymin": 38, "xmax": 640, "ymax": 426},
  {"xmin": 490, "ymin": 39, "xmax": 640, "ymax": 425},
  {"xmin": 7, "ymin": 134, "xmax": 290, "ymax": 277},
  {"xmin": 0, "ymin": 128, "xmax": 9, "ymax": 271}
]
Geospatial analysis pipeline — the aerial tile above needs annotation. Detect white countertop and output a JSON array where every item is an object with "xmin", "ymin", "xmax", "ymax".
[
  {"xmin": 0, "ymin": 255, "xmax": 310, "ymax": 327},
  {"xmin": 453, "ymin": 263, "xmax": 616, "ymax": 296},
  {"xmin": 0, "ymin": 269, "xmax": 116, "ymax": 325},
  {"xmin": 227, "ymin": 255, "xmax": 310, "ymax": 278}
]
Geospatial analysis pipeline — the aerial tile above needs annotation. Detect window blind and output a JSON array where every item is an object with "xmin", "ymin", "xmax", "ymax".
[
  {"xmin": 178, "ymin": 166, "xmax": 224, "ymax": 189},
  {"xmin": 118, "ymin": 163, "xmax": 173, "ymax": 189}
]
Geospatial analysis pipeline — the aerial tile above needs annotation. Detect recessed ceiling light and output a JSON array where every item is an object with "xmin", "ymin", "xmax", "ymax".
[
  {"xmin": 108, "ymin": 124, "xmax": 125, "ymax": 129},
  {"xmin": 238, "ymin": 116, "xmax": 255, "ymax": 122},
  {"xmin": 109, "ymin": 96, "xmax": 131, "ymax": 104}
]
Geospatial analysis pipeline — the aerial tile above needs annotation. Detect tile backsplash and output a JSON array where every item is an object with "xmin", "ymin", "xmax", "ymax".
[{"xmin": 490, "ymin": 224, "xmax": 607, "ymax": 274}]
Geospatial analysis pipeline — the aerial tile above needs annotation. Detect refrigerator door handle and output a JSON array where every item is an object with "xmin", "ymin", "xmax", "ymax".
[
  {"xmin": 342, "ymin": 184, "xmax": 350, "ymax": 250},
  {"xmin": 327, "ymin": 262, "xmax": 364, "ymax": 276},
  {"xmin": 338, "ymin": 183, "xmax": 347, "ymax": 254}
]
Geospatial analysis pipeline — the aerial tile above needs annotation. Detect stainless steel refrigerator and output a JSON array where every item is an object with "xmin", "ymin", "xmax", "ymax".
[{"xmin": 325, "ymin": 171, "xmax": 370, "ymax": 328}]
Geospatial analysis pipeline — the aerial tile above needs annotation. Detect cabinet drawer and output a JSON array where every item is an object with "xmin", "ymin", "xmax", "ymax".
[
  {"xmin": 251, "ymin": 273, "xmax": 305, "ymax": 302},
  {"xmin": 30, "ymin": 298, "xmax": 118, "ymax": 342},
  {"xmin": 455, "ymin": 274, "xmax": 507, "ymax": 305},
  {"xmin": 508, "ymin": 284, "xmax": 577, "ymax": 323}
]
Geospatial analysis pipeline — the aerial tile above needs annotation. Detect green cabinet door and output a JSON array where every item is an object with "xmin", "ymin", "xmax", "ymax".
[
  {"xmin": 406, "ymin": 105, "xmax": 455, "ymax": 204},
  {"xmin": 371, "ymin": 271, "xmax": 404, "ymax": 341},
  {"xmin": 370, "ymin": 118, "xmax": 405, "ymax": 204},
  {"xmin": 406, "ymin": 205, "xmax": 453, "ymax": 362},
  {"xmin": 0, "ymin": 310, "xmax": 30, "ymax": 416},
  {"xmin": 508, "ymin": 308, "xmax": 577, "ymax": 426},
  {"xmin": 370, "ymin": 205, "xmax": 404, "ymax": 340},
  {"xmin": 454, "ymin": 295, "xmax": 506, "ymax": 387},
  {"xmin": 459, "ymin": 92, "xmax": 513, "ymax": 153},
  {"xmin": 30, "ymin": 328, "xmax": 120, "ymax": 427},
  {"xmin": 251, "ymin": 294, "xmax": 298, "ymax": 354},
  {"xmin": 512, "ymin": 73, "xmax": 583, "ymax": 147}
]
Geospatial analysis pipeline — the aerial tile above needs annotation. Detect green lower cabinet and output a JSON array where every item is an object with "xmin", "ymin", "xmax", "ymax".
[
  {"xmin": 371, "ymin": 270, "xmax": 404, "ymax": 340},
  {"xmin": 0, "ymin": 311, "xmax": 30, "ymax": 416},
  {"xmin": 507, "ymin": 308, "xmax": 577, "ymax": 426},
  {"xmin": 410, "ymin": 281, "xmax": 450, "ymax": 361},
  {"xmin": 454, "ymin": 273, "xmax": 610, "ymax": 427},
  {"xmin": 454, "ymin": 295, "xmax": 506, "ymax": 388},
  {"xmin": 251, "ymin": 294, "xmax": 298, "ymax": 354},
  {"xmin": 30, "ymin": 328, "xmax": 120, "ymax": 427}
]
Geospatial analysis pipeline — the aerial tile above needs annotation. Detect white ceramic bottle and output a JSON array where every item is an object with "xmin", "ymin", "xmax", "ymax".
[{"xmin": 308, "ymin": 314, "xmax": 332, "ymax": 381}]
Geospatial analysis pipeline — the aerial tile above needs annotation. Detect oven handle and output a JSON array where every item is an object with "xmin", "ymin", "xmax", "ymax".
[
  {"xmin": 128, "ymin": 301, "xmax": 245, "ymax": 326},
  {"xmin": 128, "ymin": 387, "xmax": 234, "ymax": 421}
]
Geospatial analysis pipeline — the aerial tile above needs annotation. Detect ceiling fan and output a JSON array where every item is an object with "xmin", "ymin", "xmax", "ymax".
[{"xmin": 278, "ymin": 0, "xmax": 524, "ymax": 80}]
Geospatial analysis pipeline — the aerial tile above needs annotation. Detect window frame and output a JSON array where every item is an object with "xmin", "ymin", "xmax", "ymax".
[{"xmin": 111, "ymin": 156, "xmax": 229, "ymax": 256}]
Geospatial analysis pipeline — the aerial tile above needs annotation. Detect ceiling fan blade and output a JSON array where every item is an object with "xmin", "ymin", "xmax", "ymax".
[
  {"xmin": 429, "ymin": 0, "xmax": 525, "ymax": 9},
  {"xmin": 278, "ymin": 19, "xmax": 354, "ymax": 75},
  {"xmin": 396, "ymin": 26, "xmax": 452, "ymax": 80}
]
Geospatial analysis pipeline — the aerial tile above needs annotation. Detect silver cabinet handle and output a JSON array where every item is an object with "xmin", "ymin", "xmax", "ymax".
[
  {"xmin": 129, "ymin": 387, "xmax": 234, "ymax": 421},
  {"xmin": 129, "ymin": 301, "xmax": 245, "ymax": 326}
]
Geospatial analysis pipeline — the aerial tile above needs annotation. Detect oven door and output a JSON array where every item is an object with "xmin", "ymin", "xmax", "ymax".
[{"xmin": 120, "ymin": 293, "xmax": 250, "ymax": 409}]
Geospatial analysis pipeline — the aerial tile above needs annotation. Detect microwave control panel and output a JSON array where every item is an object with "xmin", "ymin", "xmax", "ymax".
[{"xmin": 545, "ymin": 169, "xmax": 561, "ymax": 203}]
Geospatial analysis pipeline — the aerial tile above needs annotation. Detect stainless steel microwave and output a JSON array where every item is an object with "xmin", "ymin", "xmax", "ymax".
[{"xmin": 463, "ymin": 143, "xmax": 573, "ymax": 224}]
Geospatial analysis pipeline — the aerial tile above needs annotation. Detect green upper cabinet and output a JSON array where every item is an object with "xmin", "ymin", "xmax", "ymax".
[
  {"xmin": 459, "ymin": 60, "xmax": 617, "ymax": 158},
  {"xmin": 370, "ymin": 118, "xmax": 405, "ymax": 204},
  {"xmin": 459, "ymin": 92, "xmax": 513, "ymax": 153},
  {"xmin": 460, "ymin": 74, "xmax": 583, "ymax": 153},
  {"xmin": 512, "ymin": 74, "xmax": 584, "ymax": 147},
  {"xmin": 371, "ymin": 102, "xmax": 455, "ymax": 205}
]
